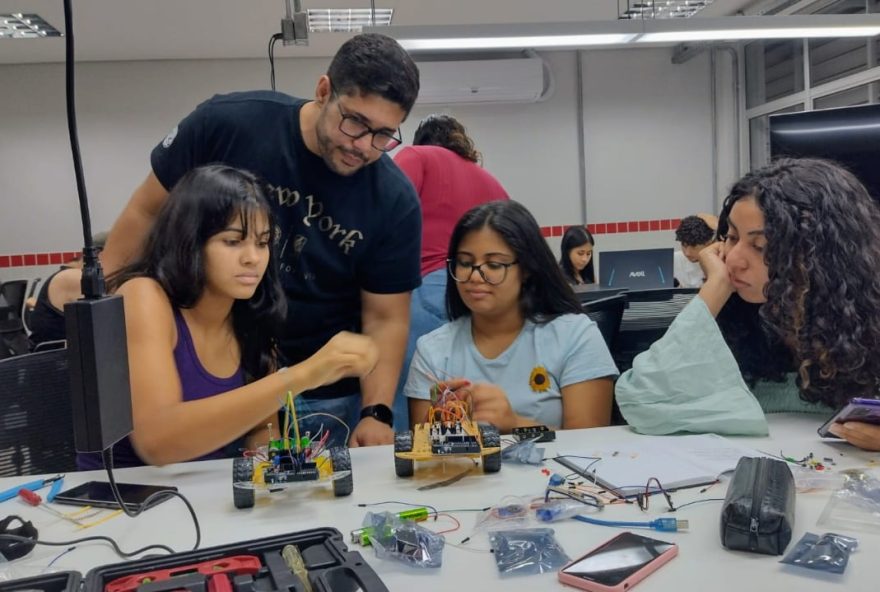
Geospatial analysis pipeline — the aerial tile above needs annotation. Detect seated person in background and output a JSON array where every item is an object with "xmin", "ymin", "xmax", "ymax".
[
  {"xmin": 672, "ymin": 214, "xmax": 717, "ymax": 288},
  {"xmin": 616, "ymin": 159, "xmax": 880, "ymax": 452},
  {"xmin": 77, "ymin": 165, "xmax": 377, "ymax": 469},
  {"xmin": 405, "ymin": 200, "xmax": 618, "ymax": 432},
  {"xmin": 559, "ymin": 225, "xmax": 596, "ymax": 285},
  {"xmin": 392, "ymin": 114, "xmax": 510, "ymax": 431},
  {"xmin": 27, "ymin": 232, "xmax": 107, "ymax": 349}
]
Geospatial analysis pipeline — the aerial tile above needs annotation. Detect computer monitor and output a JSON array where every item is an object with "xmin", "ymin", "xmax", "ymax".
[
  {"xmin": 769, "ymin": 104, "xmax": 880, "ymax": 203},
  {"xmin": 598, "ymin": 248, "xmax": 674, "ymax": 291}
]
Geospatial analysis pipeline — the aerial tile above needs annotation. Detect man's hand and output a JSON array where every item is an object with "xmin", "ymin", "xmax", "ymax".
[
  {"xmin": 470, "ymin": 383, "xmax": 519, "ymax": 434},
  {"xmin": 827, "ymin": 421, "xmax": 880, "ymax": 452},
  {"xmin": 349, "ymin": 416, "xmax": 394, "ymax": 447}
]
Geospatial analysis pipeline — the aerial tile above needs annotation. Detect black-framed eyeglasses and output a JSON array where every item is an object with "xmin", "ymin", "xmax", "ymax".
[
  {"xmin": 447, "ymin": 258, "xmax": 518, "ymax": 286},
  {"xmin": 332, "ymin": 91, "xmax": 402, "ymax": 152}
]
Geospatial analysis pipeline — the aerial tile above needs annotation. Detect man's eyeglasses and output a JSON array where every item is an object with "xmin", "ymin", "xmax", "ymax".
[
  {"xmin": 447, "ymin": 258, "xmax": 518, "ymax": 286},
  {"xmin": 333, "ymin": 91, "xmax": 402, "ymax": 152}
]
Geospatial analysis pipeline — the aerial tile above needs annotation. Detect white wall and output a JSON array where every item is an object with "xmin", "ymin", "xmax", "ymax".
[{"xmin": 0, "ymin": 48, "xmax": 733, "ymax": 282}]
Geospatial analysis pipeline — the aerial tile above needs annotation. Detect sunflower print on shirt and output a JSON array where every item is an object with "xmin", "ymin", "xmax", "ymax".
[{"xmin": 529, "ymin": 366, "xmax": 551, "ymax": 393}]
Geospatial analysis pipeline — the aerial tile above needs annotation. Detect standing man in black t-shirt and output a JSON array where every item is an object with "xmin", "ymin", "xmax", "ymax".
[{"xmin": 102, "ymin": 34, "xmax": 421, "ymax": 448}]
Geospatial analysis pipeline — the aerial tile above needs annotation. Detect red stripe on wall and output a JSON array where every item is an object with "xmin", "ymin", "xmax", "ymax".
[
  {"xmin": 0, "ymin": 251, "xmax": 80, "ymax": 269},
  {"xmin": 0, "ymin": 219, "xmax": 683, "ymax": 269}
]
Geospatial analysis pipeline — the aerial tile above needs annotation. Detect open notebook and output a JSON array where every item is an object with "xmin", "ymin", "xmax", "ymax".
[{"xmin": 555, "ymin": 433, "xmax": 765, "ymax": 498}]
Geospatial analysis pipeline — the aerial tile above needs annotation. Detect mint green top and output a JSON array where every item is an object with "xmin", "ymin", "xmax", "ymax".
[{"xmin": 615, "ymin": 297, "xmax": 827, "ymax": 437}]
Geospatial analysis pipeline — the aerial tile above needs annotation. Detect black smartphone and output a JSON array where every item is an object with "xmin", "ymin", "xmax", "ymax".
[{"xmin": 52, "ymin": 481, "xmax": 178, "ymax": 512}]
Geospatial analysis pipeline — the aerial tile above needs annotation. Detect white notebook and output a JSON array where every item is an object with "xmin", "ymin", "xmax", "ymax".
[{"xmin": 555, "ymin": 433, "xmax": 765, "ymax": 498}]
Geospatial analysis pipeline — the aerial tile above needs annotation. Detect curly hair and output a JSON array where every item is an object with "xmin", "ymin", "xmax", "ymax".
[
  {"xmin": 716, "ymin": 158, "xmax": 880, "ymax": 407},
  {"xmin": 675, "ymin": 215, "xmax": 715, "ymax": 247},
  {"xmin": 412, "ymin": 114, "xmax": 482, "ymax": 163},
  {"xmin": 559, "ymin": 225, "xmax": 596, "ymax": 284}
]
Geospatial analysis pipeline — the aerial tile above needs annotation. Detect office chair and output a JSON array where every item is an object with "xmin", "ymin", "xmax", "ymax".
[
  {"xmin": 0, "ymin": 279, "xmax": 27, "ymax": 323},
  {"xmin": 581, "ymin": 293, "xmax": 627, "ymax": 351},
  {"xmin": 22, "ymin": 277, "xmax": 42, "ymax": 334},
  {"xmin": 614, "ymin": 287, "xmax": 699, "ymax": 372},
  {"xmin": 0, "ymin": 347, "xmax": 78, "ymax": 477}
]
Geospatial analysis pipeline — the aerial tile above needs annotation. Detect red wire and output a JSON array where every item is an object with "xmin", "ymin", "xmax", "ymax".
[{"xmin": 432, "ymin": 512, "xmax": 461, "ymax": 535}]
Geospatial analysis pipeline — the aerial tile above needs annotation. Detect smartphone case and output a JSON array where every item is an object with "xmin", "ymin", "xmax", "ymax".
[
  {"xmin": 719, "ymin": 457, "xmax": 795, "ymax": 556},
  {"xmin": 557, "ymin": 533, "xmax": 678, "ymax": 592},
  {"xmin": 817, "ymin": 398, "xmax": 880, "ymax": 437},
  {"xmin": 0, "ymin": 527, "xmax": 387, "ymax": 592}
]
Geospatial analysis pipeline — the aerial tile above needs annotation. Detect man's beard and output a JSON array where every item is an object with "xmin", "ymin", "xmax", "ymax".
[{"xmin": 315, "ymin": 116, "xmax": 367, "ymax": 177}]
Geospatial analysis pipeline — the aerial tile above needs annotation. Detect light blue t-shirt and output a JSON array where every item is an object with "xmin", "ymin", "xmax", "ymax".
[{"xmin": 404, "ymin": 313, "xmax": 619, "ymax": 428}]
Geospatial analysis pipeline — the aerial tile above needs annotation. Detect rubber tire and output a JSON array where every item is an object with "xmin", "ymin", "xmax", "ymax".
[
  {"xmin": 232, "ymin": 457, "xmax": 255, "ymax": 509},
  {"xmin": 394, "ymin": 430, "xmax": 414, "ymax": 477},
  {"xmin": 479, "ymin": 423, "xmax": 502, "ymax": 474},
  {"xmin": 330, "ymin": 447, "xmax": 354, "ymax": 497}
]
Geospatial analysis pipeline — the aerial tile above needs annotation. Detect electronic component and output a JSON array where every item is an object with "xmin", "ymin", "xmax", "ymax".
[{"xmin": 513, "ymin": 425, "xmax": 556, "ymax": 443}]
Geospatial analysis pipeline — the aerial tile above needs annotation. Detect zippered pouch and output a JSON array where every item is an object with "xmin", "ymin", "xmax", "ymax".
[{"xmin": 720, "ymin": 456, "xmax": 795, "ymax": 555}]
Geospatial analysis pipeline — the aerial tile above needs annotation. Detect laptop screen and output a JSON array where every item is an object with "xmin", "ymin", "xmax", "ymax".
[{"xmin": 598, "ymin": 248, "xmax": 674, "ymax": 290}]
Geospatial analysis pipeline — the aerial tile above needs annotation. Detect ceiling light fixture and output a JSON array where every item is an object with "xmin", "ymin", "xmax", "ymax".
[
  {"xmin": 0, "ymin": 13, "xmax": 62, "ymax": 39},
  {"xmin": 308, "ymin": 8, "xmax": 393, "ymax": 33},
  {"xmin": 620, "ymin": 0, "xmax": 716, "ymax": 21},
  {"xmin": 373, "ymin": 15, "xmax": 880, "ymax": 52}
]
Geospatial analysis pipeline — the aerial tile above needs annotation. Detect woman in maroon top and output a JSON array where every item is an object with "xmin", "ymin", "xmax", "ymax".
[
  {"xmin": 91, "ymin": 165, "xmax": 377, "ymax": 467},
  {"xmin": 392, "ymin": 115, "xmax": 509, "ymax": 426}
]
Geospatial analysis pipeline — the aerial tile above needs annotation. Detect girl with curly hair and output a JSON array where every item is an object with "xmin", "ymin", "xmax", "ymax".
[{"xmin": 616, "ymin": 158, "xmax": 880, "ymax": 451}]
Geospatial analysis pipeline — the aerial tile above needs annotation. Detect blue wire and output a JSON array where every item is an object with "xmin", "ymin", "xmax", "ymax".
[{"xmin": 573, "ymin": 515, "xmax": 652, "ymax": 529}]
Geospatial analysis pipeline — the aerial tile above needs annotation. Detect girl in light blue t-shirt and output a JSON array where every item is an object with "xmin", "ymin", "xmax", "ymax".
[{"xmin": 404, "ymin": 201, "xmax": 618, "ymax": 432}]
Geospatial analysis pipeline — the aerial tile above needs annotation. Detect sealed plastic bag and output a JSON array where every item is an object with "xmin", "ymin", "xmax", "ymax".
[
  {"xmin": 501, "ymin": 439, "xmax": 545, "ymax": 465},
  {"xmin": 365, "ymin": 511, "xmax": 445, "ymax": 568},
  {"xmin": 780, "ymin": 532, "xmax": 858, "ymax": 574},
  {"xmin": 817, "ymin": 470, "xmax": 880, "ymax": 534},
  {"xmin": 488, "ymin": 528, "xmax": 570, "ymax": 576}
]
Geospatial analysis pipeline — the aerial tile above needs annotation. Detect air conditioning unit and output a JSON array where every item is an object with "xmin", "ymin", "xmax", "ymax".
[{"xmin": 415, "ymin": 56, "xmax": 550, "ymax": 105}]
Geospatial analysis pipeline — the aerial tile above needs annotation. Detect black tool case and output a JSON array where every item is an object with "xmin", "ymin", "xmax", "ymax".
[{"xmin": 0, "ymin": 527, "xmax": 387, "ymax": 592}]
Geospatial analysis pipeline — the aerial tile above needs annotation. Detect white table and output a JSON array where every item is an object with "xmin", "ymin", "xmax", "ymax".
[{"xmin": 2, "ymin": 414, "xmax": 878, "ymax": 591}]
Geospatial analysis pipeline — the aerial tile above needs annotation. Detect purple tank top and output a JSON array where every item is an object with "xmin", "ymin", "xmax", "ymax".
[{"xmin": 77, "ymin": 309, "xmax": 245, "ymax": 470}]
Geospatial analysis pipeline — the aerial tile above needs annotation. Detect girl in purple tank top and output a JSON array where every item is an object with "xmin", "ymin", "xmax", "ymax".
[{"xmin": 79, "ymin": 165, "xmax": 377, "ymax": 469}]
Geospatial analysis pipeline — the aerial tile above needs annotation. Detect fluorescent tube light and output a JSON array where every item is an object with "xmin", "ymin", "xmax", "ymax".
[
  {"xmin": 638, "ymin": 26, "xmax": 880, "ymax": 42},
  {"xmin": 399, "ymin": 34, "xmax": 637, "ymax": 51},
  {"xmin": 637, "ymin": 15, "xmax": 880, "ymax": 43}
]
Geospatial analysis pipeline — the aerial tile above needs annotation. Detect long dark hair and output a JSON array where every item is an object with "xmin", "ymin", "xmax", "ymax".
[
  {"xmin": 716, "ymin": 158, "xmax": 880, "ymax": 407},
  {"xmin": 446, "ymin": 200, "xmax": 582, "ymax": 322},
  {"xmin": 109, "ymin": 164, "xmax": 287, "ymax": 380},
  {"xmin": 559, "ymin": 226, "xmax": 596, "ymax": 284},
  {"xmin": 413, "ymin": 114, "xmax": 481, "ymax": 163}
]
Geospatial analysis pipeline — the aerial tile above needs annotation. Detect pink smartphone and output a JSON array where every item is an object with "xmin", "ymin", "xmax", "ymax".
[{"xmin": 558, "ymin": 531, "xmax": 678, "ymax": 592}]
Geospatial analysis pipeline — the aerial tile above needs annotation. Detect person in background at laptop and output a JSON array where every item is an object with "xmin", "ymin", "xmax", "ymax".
[
  {"xmin": 673, "ymin": 214, "xmax": 717, "ymax": 288},
  {"xmin": 559, "ymin": 225, "xmax": 596, "ymax": 285},
  {"xmin": 616, "ymin": 159, "xmax": 880, "ymax": 452},
  {"xmin": 392, "ymin": 114, "xmax": 509, "ymax": 431},
  {"xmin": 27, "ymin": 232, "xmax": 107, "ymax": 350},
  {"xmin": 78, "ymin": 165, "xmax": 377, "ymax": 469},
  {"xmin": 405, "ymin": 201, "xmax": 618, "ymax": 433}
]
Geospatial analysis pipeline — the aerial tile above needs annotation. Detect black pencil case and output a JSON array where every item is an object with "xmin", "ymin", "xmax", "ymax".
[{"xmin": 719, "ymin": 456, "xmax": 795, "ymax": 555}]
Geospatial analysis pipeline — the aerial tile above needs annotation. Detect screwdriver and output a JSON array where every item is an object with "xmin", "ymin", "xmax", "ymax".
[{"xmin": 18, "ymin": 489, "xmax": 84, "ymax": 526}]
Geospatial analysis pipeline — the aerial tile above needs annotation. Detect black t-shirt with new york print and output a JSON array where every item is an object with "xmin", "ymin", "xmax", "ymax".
[{"xmin": 151, "ymin": 91, "xmax": 421, "ymax": 398}]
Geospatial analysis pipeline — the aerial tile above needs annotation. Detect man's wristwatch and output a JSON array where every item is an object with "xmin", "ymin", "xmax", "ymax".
[{"xmin": 360, "ymin": 404, "xmax": 394, "ymax": 428}]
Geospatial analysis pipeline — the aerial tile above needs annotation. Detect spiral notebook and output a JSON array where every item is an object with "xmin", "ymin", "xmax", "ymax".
[{"xmin": 554, "ymin": 433, "xmax": 765, "ymax": 498}]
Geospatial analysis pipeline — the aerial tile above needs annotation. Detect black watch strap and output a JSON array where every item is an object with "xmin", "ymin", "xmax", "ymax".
[{"xmin": 360, "ymin": 404, "xmax": 394, "ymax": 428}]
